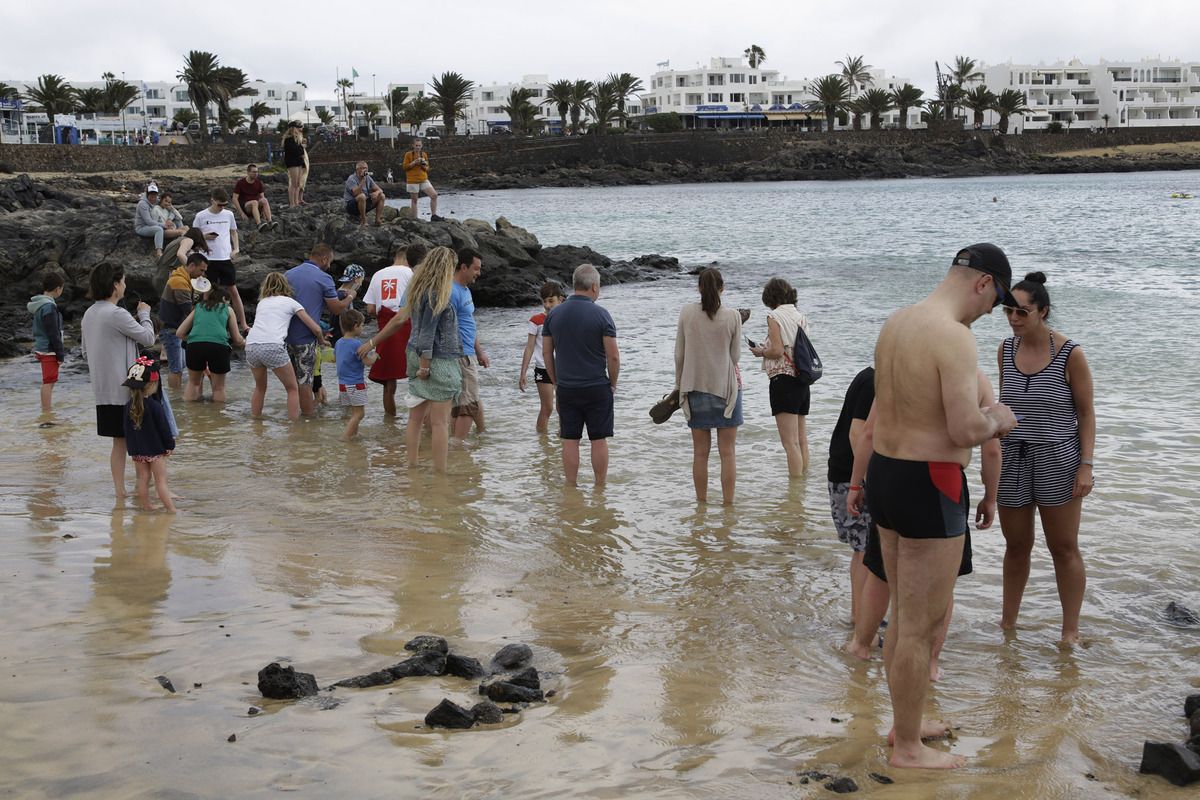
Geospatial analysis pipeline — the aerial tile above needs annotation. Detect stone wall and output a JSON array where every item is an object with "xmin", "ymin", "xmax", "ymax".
[{"xmin": 4, "ymin": 125, "xmax": 1200, "ymax": 177}]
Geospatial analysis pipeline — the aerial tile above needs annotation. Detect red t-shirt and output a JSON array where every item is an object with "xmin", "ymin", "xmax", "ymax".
[{"xmin": 234, "ymin": 177, "xmax": 265, "ymax": 205}]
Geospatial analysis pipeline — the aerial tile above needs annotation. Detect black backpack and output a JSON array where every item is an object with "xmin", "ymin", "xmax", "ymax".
[{"xmin": 792, "ymin": 325, "xmax": 823, "ymax": 385}]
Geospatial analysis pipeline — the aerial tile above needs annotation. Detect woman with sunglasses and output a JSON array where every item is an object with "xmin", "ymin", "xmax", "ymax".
[{"xmin": 995, "ymin": 271, "xmax": 1095, "ymax": 646}]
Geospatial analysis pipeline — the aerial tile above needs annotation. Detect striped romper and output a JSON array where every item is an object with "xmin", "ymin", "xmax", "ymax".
[{"xmin": 998, "ymin": 333, "xmax": 1081, "ymax": 507}]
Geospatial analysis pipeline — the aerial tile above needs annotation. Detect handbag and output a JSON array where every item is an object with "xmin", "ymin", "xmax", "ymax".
[{"xmin": 649, "ymin": 389, "xmax": 681, "ymax": 424}]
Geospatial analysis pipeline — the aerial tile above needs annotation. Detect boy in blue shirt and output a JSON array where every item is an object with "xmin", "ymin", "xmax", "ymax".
[
  {"xmin": 334, "ymin": 309, "xmax": 377, "ymax": 440},
  {"xmin": 27, "ymin": 271, "xmax": 66, "ymax": 414}
]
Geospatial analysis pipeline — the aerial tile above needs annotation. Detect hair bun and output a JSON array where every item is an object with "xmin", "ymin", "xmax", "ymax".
[{"xmin": 1024, "ymin": 271, "xmax": 1047, "ymax": 284}]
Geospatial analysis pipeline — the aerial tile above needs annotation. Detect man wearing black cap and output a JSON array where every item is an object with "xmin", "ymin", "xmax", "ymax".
[{"xmin": 856, "ymin": 242, "xmax": 1018, "ymax": 770}]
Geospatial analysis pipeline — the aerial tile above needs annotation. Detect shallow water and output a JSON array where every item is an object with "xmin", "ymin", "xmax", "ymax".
[{"xmin": 2, "ymin": 172, "xmax": 1198, "ymax": 798}]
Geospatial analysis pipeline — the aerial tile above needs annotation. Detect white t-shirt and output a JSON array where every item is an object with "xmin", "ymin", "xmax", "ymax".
[
  {"xmin": 245, "ymin": 296, "xmax": 304, "ymax": 345},
  {"xmin": 527, "ymin": 312, "xmax": 548, "ymax": 369},
  {"xmin": 363, "ymin": 265, "xmax": 413, "ymax": 313},
  {"xmin": 192, "ymin": 207, "xmax": 237, "ymax": 260}
]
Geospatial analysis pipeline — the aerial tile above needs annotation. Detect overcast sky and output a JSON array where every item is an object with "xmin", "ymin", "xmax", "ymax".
[{"xmin": 4, "ymin": 0, "xmax": 1198, "ymax": 98}]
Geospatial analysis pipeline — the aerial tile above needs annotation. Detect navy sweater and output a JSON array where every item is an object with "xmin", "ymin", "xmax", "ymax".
[{"xmin": 124, "ymin": 395, "xmax": 177, "ymax": 457}]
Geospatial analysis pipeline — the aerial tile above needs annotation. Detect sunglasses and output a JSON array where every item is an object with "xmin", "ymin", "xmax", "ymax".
[{"xmin": 1002, "ymin": 306, "xmax": 1037, "ymax": 318}]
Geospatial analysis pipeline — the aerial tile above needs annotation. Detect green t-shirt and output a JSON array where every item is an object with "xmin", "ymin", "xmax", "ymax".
[{"xmin": 189, "ymin": 303, "xmax": 230, "ymax": 346}]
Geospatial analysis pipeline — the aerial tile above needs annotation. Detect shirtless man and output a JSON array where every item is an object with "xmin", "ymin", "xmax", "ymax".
[{"xmin": 862, "ymin": 243, "xmax": 1018, "ymax": 769}]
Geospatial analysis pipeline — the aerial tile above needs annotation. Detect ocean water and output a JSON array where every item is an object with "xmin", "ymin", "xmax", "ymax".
[{"xmin": 1, "ymin": 172, "xmax": 1197, "ymax": 798}]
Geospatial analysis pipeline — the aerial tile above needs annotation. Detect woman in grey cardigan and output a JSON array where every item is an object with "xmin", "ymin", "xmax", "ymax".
[{"xmin": 81, "ymin": 264, "xmax": 155, "ymax": 498}]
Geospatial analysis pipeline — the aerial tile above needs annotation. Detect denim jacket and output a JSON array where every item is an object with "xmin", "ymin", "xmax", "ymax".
[{"xmin": 409, "ymin": 297, "xmax": 462, "ymax": 360}]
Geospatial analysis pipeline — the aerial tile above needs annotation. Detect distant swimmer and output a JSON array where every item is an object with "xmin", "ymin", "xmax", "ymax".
[{"xmin": 992, "ymin": 196, "xmax": 998, "ymax": 202}]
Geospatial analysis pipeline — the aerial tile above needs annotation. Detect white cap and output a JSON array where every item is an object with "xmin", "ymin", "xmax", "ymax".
[{"xmin": 146, "ymin": 182, "xmax": 159, "ymax": 193}]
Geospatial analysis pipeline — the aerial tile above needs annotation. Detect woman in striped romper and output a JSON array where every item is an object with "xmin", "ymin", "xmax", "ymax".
[{"xmin": 996, "ymin": 272, "xmax": 1096, "ymax": 646}]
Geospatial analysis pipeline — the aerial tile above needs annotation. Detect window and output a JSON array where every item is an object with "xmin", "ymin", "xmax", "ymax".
[
  {"xmin": 175, "ymin": 91, "xmax": 189, "ymax": 102},
  {"xmin": 729, "ymin": 74, "xmax": 745, "ymax": 84},
  {"xmin": 676, "ymin": 76, "xmax": 687, "ymax": 87},
  {"xmin": 267, "ymin": 90, "xmax": 277, "ymax": 98},
  {"xmin": 707, "ymin": 93, "xmax": 723, "ymax": 103},
  {"xmin": 287, "ymin": 91, "xmax": 298, "ymax": 101},
  {"xmin": 529, "ymin": 89, "xmax": 543, "ymax": 97},
  {"xmin": 145, "ymin": 89, "xmax": 161, "ymax": 100},
  {"xmin": 482, "ymin": 92, "xmax": 494, "ymax": 101},
  {"xmin": 270, "ymin": 107, "xmax": 281, "ymax": 115},
  {"xmin": 729, "ymin": 93, "xmax": 744, "ymax": 103},
  {"xmin": 316, "ymin": 105, "xmax": 327, "ymax": 113},
  {"xmin": 748, "ymin": 75, "xmax": 757, "ymax": 84},
  {"xmin": 707, "ymin": 74, "xmax": 725, "ymax": 85},
  {"xmin": 686, "ymin": 93, "xmax": 702, "ymax": 106}
]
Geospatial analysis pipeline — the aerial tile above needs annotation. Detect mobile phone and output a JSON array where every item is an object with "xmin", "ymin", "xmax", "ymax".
[{"xmin": 746, "ymin": 337, "xmax": 758, "ymax": 348}]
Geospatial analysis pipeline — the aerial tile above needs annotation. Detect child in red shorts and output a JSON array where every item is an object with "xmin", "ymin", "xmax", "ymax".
[{"xmin": 27, "ymin": 271, "xmax": 66, "ymax": 414}]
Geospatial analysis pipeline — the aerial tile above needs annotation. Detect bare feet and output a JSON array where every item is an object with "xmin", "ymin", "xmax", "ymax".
[
  {"xmin": 999, "ymin": 617, "xmax": 1018, "ymax": 631},
  {"xmin": 930, "ymin": 664, "xmax": 945, "ymax": 682},
  {"xmin": 890, "ymin": 742, "xmax": 966, "ymax": 769},
  {"xmin": 843, "ymin": 639, "xmax": 872, "ymax": 661},
  {"xmin": 1059, "ymin": 631, "xmax": 1080, "ymax": 647},
  {"xmin": 887, "ymin": 718, "xmax": 951, "ymax": 745}
]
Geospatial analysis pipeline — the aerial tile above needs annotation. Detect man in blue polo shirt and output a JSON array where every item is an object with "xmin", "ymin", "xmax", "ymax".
[
  {"xmin": 451, "ymin": 247, "xmax": 490, "ymax": 440},
  {"xmin": 541, "ymin": 263, "xmax": 620, "ymax": 486},
  {"xmin": 285, "ymin": 243, "xmax": 361, "ymax": 415}
]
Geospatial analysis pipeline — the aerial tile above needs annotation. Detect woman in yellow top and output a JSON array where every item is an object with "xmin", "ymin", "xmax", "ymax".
[{"xmin": 403, "ymin": 138, "xmax": 441, "ymax": 221}]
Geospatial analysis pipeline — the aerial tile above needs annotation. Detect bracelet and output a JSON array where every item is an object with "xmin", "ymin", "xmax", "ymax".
[
  {"xmin": 1080, "ymin": 458, "xmax": 1094, "ymax": 467},
  {"xmin": 848, "ymin": 485, "xmax": 863, "ymax": 492}
]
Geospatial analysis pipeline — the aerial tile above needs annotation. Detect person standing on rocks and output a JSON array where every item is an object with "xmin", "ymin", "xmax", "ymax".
[
  {"xmin": 450, "ymin": 247, "xmax": 488, "ymax": 441},
  {"xmin": 134, "ymin": 182, "xmax": 165, "ymax": 258},
  {"xmin": 862, "ymin": 243, "xmax": 1018, "ymax": 769},
  {"xmin": 403, "ymin": 138, "xmax": 441, "ymax": 221},
  {"xmin": 157, "ymin": 252, "xmax": 209, "ymax": 391},
  {"xmin": 344, "ymin": 161, "xmax": 386, "ymax": 226},
  {"xmin": 233, "ymin": 163, "xmax": 276, "ymax": 232},
  {"xmin": 192, "ymin": 188, "xmax": 246, "ymax": 333},
  {"xmin": 542, "ymin": 264, "xmax": 619, "ymax": 487},
  {"xmin": 364, "ymin": 241, "xmax": 427, "ymax": 417},
  {"xmin": 285, "ymin": 244, "xmax": 361, "ymax": 416},
  {"xmin": 283, "ymin": 122, "xmax": 306, "ymax": 207}
]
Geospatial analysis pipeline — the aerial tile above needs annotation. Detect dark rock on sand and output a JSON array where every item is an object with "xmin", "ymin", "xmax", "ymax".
[
  {"xmin": 505, "ymin": 667, "xmax": 541, "ymax": 691},
  {"xmin": 404, "ymin": 635, "xmax": 449, "ymax": 655},
  {"xmin": 257, "ymin": 662, "xmax": 319, "ymax": 699},
  {"xmin": 1140, "ymin": 741, "xmax": 1200, "ymax": 786},
  {"xmin": 867, "ymin": 772, "xmax": 893, "ymax": 784},
  {"xmin": 825, "ymin": 776, "xmax": 859, "ymax": 793},
  {"xmin": 424, "ymin": 699, "xmax": 476, "ymax": 730},
  {"xmin": 490, "ymin": 643, "xmax": 534, "ymax": 672},
  {"xmin": 154, "ymin": 675, "xmax": 176, "ymax": 694},
  {"xmin": 1165, "ymin": 601, "xmax": 1200, "ymax": 627},
  {"xmin": 333, "ymin": 650, "xmax": 447, "ymax": 689},
  {"xmin": 1187, "ymin": 694, "xmax": 1200, "ymax": 719},
  {"xmin": 1191, "ymin": 711, "xmax": 1200, "ymax": 739},
  {"xmin": 471, "ymin": 700, "xmax": 505, "ymax": 724},
  {"xmin": 333, "ymin": 669, "xmax": 395, "ymax": 689},
  {"xmin": 444, "ymin": 653, "xmax": 487, "ymax": 680},
  {"xmin": 484, "ymin": 681, "xmax": 545, "ymax": 704},
  {"xmin": 1189, "ymin": 734, "xmax": 1200, "ymax": 754}
]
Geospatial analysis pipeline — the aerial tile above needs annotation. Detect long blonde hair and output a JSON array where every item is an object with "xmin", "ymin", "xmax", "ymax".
[
  {"xmin": 259, "ymin": 272, "xmax": 293, "ymax": 299},
  {"xmin": 128, "ymin": 383, "xmax": 156, "ymax": 429},
  {"xmin": 397, "ymin": 246, "xmax": 455, "ymax": 321}
]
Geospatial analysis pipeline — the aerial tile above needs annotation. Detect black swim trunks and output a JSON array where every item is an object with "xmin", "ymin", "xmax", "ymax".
[
  {"xmin": 863, "ymin": 520, "xmax": 974, "ymax": 581},
  {"xmin": 865, "ymin": 453, "xmax": 968, "ymax": 539}
]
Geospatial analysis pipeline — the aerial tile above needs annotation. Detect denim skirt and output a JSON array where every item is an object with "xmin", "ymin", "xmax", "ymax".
[{"xmin": 685, "ymin": 390, "xmax": 743, "ymax": 430}]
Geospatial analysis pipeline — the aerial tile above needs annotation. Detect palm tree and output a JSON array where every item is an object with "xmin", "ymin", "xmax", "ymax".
[
  {"xmin": 247, "ymin": 101, "xmax": 271, "ymax": 135},
  {"xmin": 963, "ymin": 85, "xmax": 997, "ymax": 129},
  {"xmin": 605, "ymin": 72, "xmax": 645, "ymax": 127},
  {"xmin": 386, "ymin": 86, "xmax": 409, "ymax": 126},
  {"xmin": 950, "ymin": 56, "xmax": 984, "ymax": 87},
  {"xmin": 214, "ymin": 67, "xmax": 256, "ymax": 135},
  {"xmin": 859, "ymin": 88, "xmax": 894, "ymax": 130},
  {"xmin": 811, "ymin": 74, "xmax": 850, "ymax": 132},
  {"xmin": 543, "ymin": 79, "xmax": 573, "ymax": 135},
  {"xmin": 24, "ymin": 75, "xmax": 76, "ymax": 128},
  {"xmin": 400, "ymin": 96, "xmax": 439, "ymax": 134},
  {"xmin": 567, "ymin": 79, "xmax": 594, "ymax": 134},
  {"xmin": 336, "ymin": 78, "xmax": 354, "ymax": 128},
  {"xmin": 889, "ymin": 84, "xmax": 924, "ymax": 130},
  {"xmin": 845, "ymin": 97, "xmax": 869, "ymax": 130},
  {"xmin": 0, "ymin": 82, "xmax": 20, "ymax": 102},
  {"xmin": 101, "ymin": 78, "xmax": 139, "ymax": 116},
  {"xmin": 589, "ymin": 79, "xmax": 620, "ymax": 133},
  {"xmin": 177, "ymin": 51, "xmax": 222, "ymax": 144},
  {"xmin": 937, "ymin": 80, "xmax": 966, "ymax": 122},
  {"xmin": 744, "ymin": 45, "xmax": 766, "ymax": 69},
  {"xmin": 836, "ymin": 54, "xmax": 873, "ymax": 98},
  {"xmin": 316, "ymin": 108, "xmax": 335, "ymax": 126},
  {"xmin": 922, "ymin": 100, "xmax": 946, "ymax": 125},
  {"xmin": 172, "ymin": 108, "xmax": 197, "ymax": 127},
  {"xmin": 224, "ymin": 108, "xmax": 247, "ymax": 133},
  {"xmin": 430, "ymin": 71, "xmax": 474, "ymax": 136},
  {"xmin": 500, "ymin": 88, "xmax": 540, "ymax": 135},
  {"xmin": 362, "ymin": 102, "xmax": 381, "ymax": 134},
  {"xmin": 72, "ymin": 87, "xmax": 107, "ymax": 115},
  {"xmin": 990, "ymin": 89, "xmax": 1031, "ymax": 134}
]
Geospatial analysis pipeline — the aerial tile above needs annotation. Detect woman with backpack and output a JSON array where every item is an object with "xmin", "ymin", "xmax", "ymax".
[{"xmin": 750, "ymin": 277, "xmax": 812, "ymax": 477}]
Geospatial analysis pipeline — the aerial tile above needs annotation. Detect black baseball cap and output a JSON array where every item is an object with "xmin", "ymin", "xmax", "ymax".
[{"xmin": 953, "ymin": 243, "xmax": 1017, "ymax": 307}]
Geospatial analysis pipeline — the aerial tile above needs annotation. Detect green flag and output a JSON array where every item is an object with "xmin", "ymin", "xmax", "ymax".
[{"xmin": 352, "ymin": 68, "xmax": 359, "ymax": 79}]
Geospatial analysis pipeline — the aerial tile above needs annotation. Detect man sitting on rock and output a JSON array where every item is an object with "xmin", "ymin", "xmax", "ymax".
[
  {"xmin": 134, "ymin": 182, "xmax": 165, "ymax": 257},
  {"xmin": 233, "ymin": 163, "xmax": 276, "ymax": 232},
  {"xmin": 344, "ymin": 161, "xmax": 386, "ymax": 226}
]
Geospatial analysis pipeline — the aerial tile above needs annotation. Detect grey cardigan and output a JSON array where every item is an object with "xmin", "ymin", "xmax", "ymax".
[{"xmin": 81, "ymin": 301, "xmax": 156, "ymax": 406}]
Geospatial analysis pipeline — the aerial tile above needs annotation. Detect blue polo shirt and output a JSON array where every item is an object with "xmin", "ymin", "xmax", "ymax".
[
  {"xmin": 284, "ymin": 260, "xmax": 337, "ymax": 345},
  {"xmin": 542, "ymin": 294, "xmax": 616, "ymax": 389},
  {"xmin": 450, "ymin": 281, "xmax": 476, "ymax": 354}
]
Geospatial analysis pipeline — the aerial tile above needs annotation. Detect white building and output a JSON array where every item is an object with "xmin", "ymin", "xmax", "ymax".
[
  {"xmin": 636, "ymin": 58, "xmax": 918, "ymax": 129},
  {"xmin": 982, "ymin": 58, "xmax": 1200, "ymax": 131}
]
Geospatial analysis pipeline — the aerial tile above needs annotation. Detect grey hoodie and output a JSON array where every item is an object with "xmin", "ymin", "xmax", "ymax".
[
  {"xmin": 27, "ymin": 294, "xmax": 64, "ymax": 359},
  {"xmin": 134, "ymin": 194, "xmax": 159, "ymax": 229}
]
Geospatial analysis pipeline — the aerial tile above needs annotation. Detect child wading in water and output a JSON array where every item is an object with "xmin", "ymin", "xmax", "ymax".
[
  {"xmin": 518, "ymin": 281, "xmax": 566, "ymax": 433},
  {"xmin": 244, "ymin": 272, "xmax": 328, "ymax": 420},
  {"xmin": 176, "ymin": 277, "xmax": 245, "ymax": 402},
  {"xmin": 28, "ymin": 270, "xmax": 66, "ymax": 415},
  {"xmin": 122, "ymin": 356, "xmax": 177, "ymax": 512},
  {"xmin": 334, "ymin": 309, "xmax": 378, "ymax": 440}
]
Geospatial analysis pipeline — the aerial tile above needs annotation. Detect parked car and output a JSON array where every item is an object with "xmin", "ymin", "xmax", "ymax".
[{"xmin": 490, "ymin": 127, "xmax": 513, "ymax": 136}]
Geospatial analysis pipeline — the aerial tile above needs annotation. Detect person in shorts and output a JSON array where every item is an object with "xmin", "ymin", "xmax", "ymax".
[
  {"xmin": 749, "ymin": 277, "xmax": 811, "ymax": 477},
  {"xmin": 284, "ymin": 244, "xmax": 361, "ymax": 416},
  {"xmin": 175, "ymin": 278, "xmax": 244, "ymax": 403},
  {"xmin": 827, "ymin": 366, "xmax": 875, "ymax": 627},
  {"xmin": 158, "ymin": 252, "xmax": 209, "ymax": 390},
  {"xmin": 450, "ymin": 247, "xmax": 489, "ymax": 440},
  {"xmin": 402, "ymin": 138, "xmax": 441, "ymax": 221},
  {"xmin": 28, "ymin": 270, "xmax": 66, "ymax": 414},
  {"xmin": 542, "ymin": 264, "xmax": 619, "ymax": 487},
  {"xmin": 343, "ymin": 161, "xmax": 386, "ymax": 226},
  {"xmin": 334, "ymin": 309, "xmax": 378, "ymax": 440},
  {"xmin": 244, "ymin": 272, "xmax": 328, "ymax": 421},
  {"xmin": 519, "ymin": 281, "xmax": 566, "ymax": 433},
  {"xmin": 192, "ymin": 187, "xmax": 246, "ymax": 332}
]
